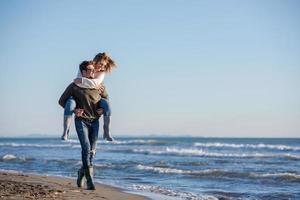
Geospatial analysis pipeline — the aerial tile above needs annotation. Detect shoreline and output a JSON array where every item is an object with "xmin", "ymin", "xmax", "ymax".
[{"xmin": 0, "ymin": 171, "xmax": 149, "ymax": 200}]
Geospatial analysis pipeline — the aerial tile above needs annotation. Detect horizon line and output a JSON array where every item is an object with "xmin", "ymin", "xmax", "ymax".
[{"xmin": 0, "ymin": 134, "xmax": 299, "ymax": 139}]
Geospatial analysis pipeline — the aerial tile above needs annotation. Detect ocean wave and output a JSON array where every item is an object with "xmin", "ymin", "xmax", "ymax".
[
  {"xmin": 109, "ymin": 139, "xmax": 166, "ymax": 145},
  {"xmin": 250, "ymin": 172, "xmax": 300, "ymax": 181},
  {"xmin": 0, "ymin": 143, "xmax": 72, "ymax": 148},
  {"xmin": 132, "ymin": 147, "xmax": 300, "ymax": 159},
  {"xmin": 1, "ymin": 154, "xmax": 34, "ymax": 162},
  {"xmin": 64, "ymin": 139, "xmax": 79, "ymax": 144},
  {"xmin": 70, "ymin": 145, "xmax": 81, "ymax": 149},
  {"xmin": 44, "ymin": 158, "xmax": 80, "ymax": 165},
  {"xmin": 63, "ymin": 139, "xmax": 164, "ymax": 145},
  {"xmin": 0, "ymin": 139, "xmax": 165, "ymax": 148},
  {"xmin": 2, "ymin": 154, "xmax": 17, "ymax": 160},
  {"xmin": 136, "ymin": 164, "xmax": 223, "ymax": 175},
  {"xmin": 130, "ymin": 183, "xmax": 218, "ymax": 200},
  {"xmin": 93, "ymin": 160, "xmax": 142, "ymax": 170},
  {"xmin": 0, "ymin": 168, "xmax": 21, "ymax": 173},
  {"xmin": 194, "ymin": 142, "xmax": 300, "ymax": 151},
  {"xmin": 136, "ymin": 164, "xmax": 300, "ymax": 181},
  {"xmin": 93, "ymin": 163, "xmax": 117, "ymax": 169}
]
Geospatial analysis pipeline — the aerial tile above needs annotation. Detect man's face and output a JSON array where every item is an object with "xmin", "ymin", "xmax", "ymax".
[
  {"xmin": 82, "ymin": 64, "xmax": 95, "ymax": 78},
  {"xmin": 95, "ymin": 59, "xmax": 108, "ymax": 71}
]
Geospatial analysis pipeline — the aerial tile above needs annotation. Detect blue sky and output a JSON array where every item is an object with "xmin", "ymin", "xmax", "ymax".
[{"xmin": 0, "ymin": 0, "xmax": 299, "ymax": 137}]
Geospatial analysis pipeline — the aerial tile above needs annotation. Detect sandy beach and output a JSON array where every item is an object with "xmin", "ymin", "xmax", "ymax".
[{"xmin": 0, "ymin": 171, "xmax": 148, "ymax": 200}]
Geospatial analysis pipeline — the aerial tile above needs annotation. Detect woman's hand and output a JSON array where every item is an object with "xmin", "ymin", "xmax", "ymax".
[{"xmin": 97, "ymin": 83, "xmax": 105, "ymax": 94}]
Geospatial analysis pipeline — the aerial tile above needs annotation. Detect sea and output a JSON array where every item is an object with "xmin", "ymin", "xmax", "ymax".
[{"xmin": 0, "ymin": 137, "xmax": 299, "ymax": 200}]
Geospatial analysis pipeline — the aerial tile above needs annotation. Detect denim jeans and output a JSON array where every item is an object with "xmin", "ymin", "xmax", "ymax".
[
  {"xmin": 64, "ymin": 96, "xmax": 76, "ymax": 116},
  {"xmin": 98, "ymin": 98, "xmax": 111, "ymax": 116},
  {"xmin": 66, "ymin": 96, "xmax": 111, "ymax": 117},
  {"xmin": 75, "ymin": 117, "xmax": 99, "ymax": 169}
]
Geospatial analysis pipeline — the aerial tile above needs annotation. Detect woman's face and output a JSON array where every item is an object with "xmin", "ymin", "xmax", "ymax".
[{"xmin": 95, "ymin": 59, "xmax": 108, "ymax": 71}]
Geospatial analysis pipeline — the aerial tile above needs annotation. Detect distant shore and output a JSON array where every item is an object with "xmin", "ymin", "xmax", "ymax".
[{"xmin": 0, "ymin": 171, "xmax": 148, "ymax": 200}]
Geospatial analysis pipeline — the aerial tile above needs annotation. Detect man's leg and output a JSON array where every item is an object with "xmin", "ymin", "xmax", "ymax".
[
  {"xmin": 75, "ymin": 118, "xmax": 91, "ymax": 169},
  {"xmin": 89, "ymin": 120, "xmax": 99, "ymax": 166},
  {"xmin": 83, "ymin": 119, "xmax": 99, "ymax": 190},
  {"xmin": 75, "ymin": 118, "xmax": 95, "ymax": 189}
]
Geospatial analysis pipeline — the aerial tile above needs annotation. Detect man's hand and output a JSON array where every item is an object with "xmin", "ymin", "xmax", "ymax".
[
  {"xmin": 74, "ymin": 108, "xmax": 84, "ymax": 117},
  {"xmin": 73, "ymin": 78, "xmax": 82, "ymax": 85},
  {"xmin": 97, "ymin": 83, "xmax": 105, "ymax": 94}
]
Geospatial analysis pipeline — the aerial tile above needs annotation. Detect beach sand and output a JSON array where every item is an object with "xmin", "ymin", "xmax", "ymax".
[{"xmin": 0, "ymin": 171, "xmax": 148, "ymax": 200}]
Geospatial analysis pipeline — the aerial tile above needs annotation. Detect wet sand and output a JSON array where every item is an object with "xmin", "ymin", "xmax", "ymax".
[{"xmin": 0, "ymin": 171, "xmax": 148, "ymax": 200}]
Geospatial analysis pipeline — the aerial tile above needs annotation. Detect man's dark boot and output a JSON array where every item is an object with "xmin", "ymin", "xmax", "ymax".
[
  {"xmin": 77, "ymin": 167, "xmax": 85, "ymax": 188},
  {"xmin": 85, "ymin": 167, "xmax": 95, "ymax": 190}
]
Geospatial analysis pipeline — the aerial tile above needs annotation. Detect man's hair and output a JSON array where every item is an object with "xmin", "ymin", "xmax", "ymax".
[
  {"xmin": 93, "ymin": 52, "xmax": 117, "ymax": 73},
  {"xmin": 79, "ymin": 60, "xmax": 93, "ymax": 73}
]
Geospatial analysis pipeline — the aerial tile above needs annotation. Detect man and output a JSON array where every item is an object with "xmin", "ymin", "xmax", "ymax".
[{"xmin": 59, "ymin": 61, "xmax": 102, "ymax": 190}]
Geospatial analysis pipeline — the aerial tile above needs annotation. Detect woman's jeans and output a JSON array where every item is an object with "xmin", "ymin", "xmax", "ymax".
[
  {"xmin": 61, "ymin": 97, "xmax": 77, "ymax": 139},
  {"xmin": 75, "ymin": 117, "xmax": 99, "ymax": 169},
  {"xmin": 62, "ymin": 97, "xmax": 112, "ymax": 140},
  {"xmin": 64, "ymin": 97, "xmax": 76, "ymax": 115},
  {"xmin": 64, "ymin": 97, "xmax": 111, "ymax": 117},
  {"xmin": 98, "ymin": 98, "xmax": 111, "ymax": 116}
]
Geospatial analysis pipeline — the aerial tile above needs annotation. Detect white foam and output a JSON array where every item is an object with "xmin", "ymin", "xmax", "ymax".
[
  {"xmin": 136, "ymin": 164, "xmax": 300, "ymax": 182},
  {"xmin": 46, "ymin": 139, "xmax": 162, "ymax": 145},
  {"xmin": 130, "ymin": 184, "xmax": 218, "ymax": 200},
  {"xmin": 71, "ymin": 145, "xmax": 81, "ymax": 149},
  {"xmin": 250, "ymin": 172, "xmax": 300, "ymax": 180},
  {"xmin": 0, "ymin": 168, "xmax": 21, "ymax": 173},
  {"xmin": 108, "ymin": 139, "xmax": 161, "ymax": 145},
  {"xmin": 132, "ymin": 147, "xmax": 300, "ymax": 159},
  {"xmin": 136, "ymin": 164, "xmax": 222, "ymax": 175},
  {"xmin": 1, "ymin": 154, "xmax": 30, "ymax": 162},
  {"xmin": 2, "ymin": 154, "xmax": 17, "ymax": 160},
  {"xmin": 194, "ymin": 142, "xmax": 300, "ymax": 151},
  {"xmin": 93, "ymin": 163, "xmax": 116, "ymax": 169},
  {"xmin": 64, "ymin": 139, "xmax": 79, "ymax": 144},
  {"xmin": 0, "ymin": 143, "xmax": 71, "ymax": 148}
]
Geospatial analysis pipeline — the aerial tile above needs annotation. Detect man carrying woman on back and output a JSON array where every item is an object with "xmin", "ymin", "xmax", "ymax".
[
  {"xmin": 59, "ymin": 54, "xmax": 116, "ymax": 190},
  {"xmin": 61, "ymin": 52, "xmax": 116, "ymax": 141}
]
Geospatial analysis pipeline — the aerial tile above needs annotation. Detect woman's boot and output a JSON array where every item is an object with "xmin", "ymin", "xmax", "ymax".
[
  {"xmin": 103, "ymin": 116, "xmax": 114, "ymax": 141},
  {"xmin": 77, "ymin": 167, "xmax": 85, "ymax": 188},
  {"xmin": 85, "ymin": 167, "xmax": 95, "ymax": 190},
  {"xmin": 61, "ymin": 115, "xmax": 72, "ymax": 140}
]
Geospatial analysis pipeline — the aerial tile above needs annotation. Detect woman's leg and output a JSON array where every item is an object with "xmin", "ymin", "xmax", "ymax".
[
  {"xmin": 98, "ymin": 98, "xmax": 113, "ymax": 141},
  {"xmin": 61, "ymin": 97, "xmax": 76, "ymax": 140}
]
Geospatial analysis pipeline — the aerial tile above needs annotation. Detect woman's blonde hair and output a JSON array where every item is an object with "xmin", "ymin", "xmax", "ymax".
[{"xmin": 93, "ymin": 52, "xmax": 116, "ymax": 73}]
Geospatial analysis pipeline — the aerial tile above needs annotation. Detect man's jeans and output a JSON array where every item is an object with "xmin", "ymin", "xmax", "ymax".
[{"xmin": 75, "ymin": 117, "xmax": 99, "ymax": 169}]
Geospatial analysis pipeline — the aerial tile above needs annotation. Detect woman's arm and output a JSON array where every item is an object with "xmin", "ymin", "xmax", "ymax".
[
  {"xmin": 80, "ymin": 73, "xmax": 105, "ymax": 88},
  {"xmin": 75, "ymin": 69, "xmax": 105, "ymax": 89}
]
